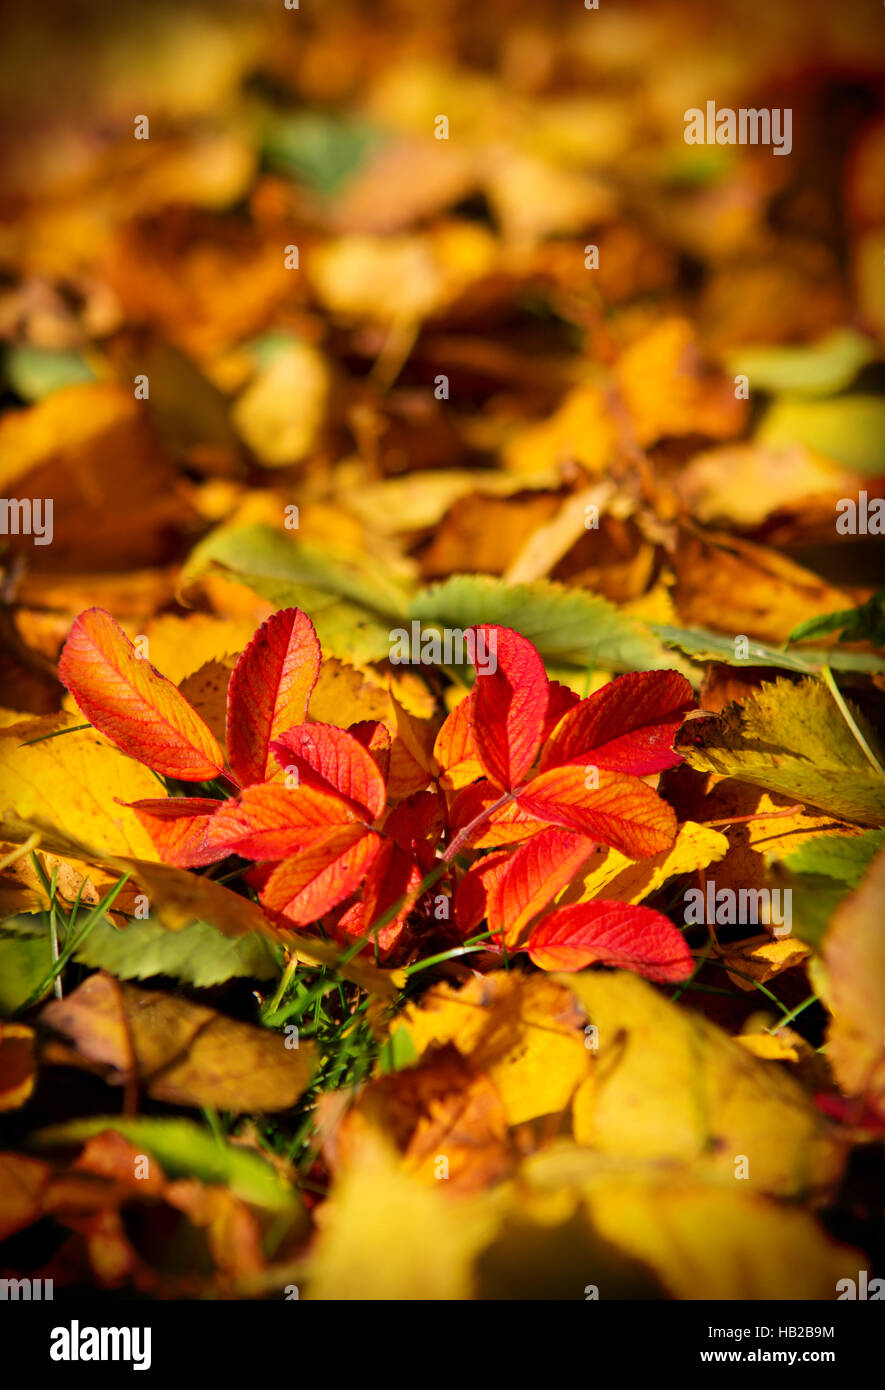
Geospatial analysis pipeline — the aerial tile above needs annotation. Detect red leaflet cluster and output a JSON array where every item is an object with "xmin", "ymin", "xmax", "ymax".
[{"xmin": 58, "ymin": 608, "xmax": 696, "ymax": 980}]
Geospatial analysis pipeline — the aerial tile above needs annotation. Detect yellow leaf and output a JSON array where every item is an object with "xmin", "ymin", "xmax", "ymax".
[
  {"xmin": 718, "ymin": 935, "xmax": 811, "ymax": 991},
  {"xmin": 142, "ymin": 614, "xmax": 256, "ymax": 685},
  {"xmin": 306, "ymin": 1133, "xmax": 497, "ymax": 1299},
  {"xmin": 525, "ymin": 1147, "xmax": 863, "ymax": 1299},
  {"xmin": 0, "ymin": 715, "xmax": 161, "ymax": 860},
  {"xmin": 400, "ymin": 973, "xmax": 590, "ymax": 1127},
  {"xmin": 569, "ymin": 820, "xmax": 729, "ymax": 906},
  {"xmin": 584, "ymin": 1175, "xmax": 861, "ymax": 1300},
  {"xmin": 823, "ymin": 845, "xmax": 885, "ymax": 1113},
  {"xmin": 232, "ymin": 343, "xmax": 330, "ymax": 467},
  {"xmin": 503, "ymin": 383, "xmax": 617, "ymax": 477},
  {"xmin": 563, "ymin": 970, "xmax": 843, "ymax": 1197}
]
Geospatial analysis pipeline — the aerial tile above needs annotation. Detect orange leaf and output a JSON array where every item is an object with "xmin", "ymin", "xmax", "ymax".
[
  {"xmin": 517, "ymin": 765, "xmax": 677, "ymax": 857},
  {"xmin": 206, "ymin": 782, "xmax": 357, "ymax": 861},
  {"xmin": 59, "ymin": 608, "xmax": 225, "ymax": 781},
  {"xmin": 226, "ymin": 608, "xmax": 321, "ymax": 787},
  {"xmin": 261, "ymin": 827, "xmax": 382, "ymax": 924},
  {"xmin": 126, "ymin": 797, "xmax": 225, "ymax": 868},
  {"xmin": 271, "ymin": 723, "xmax": 386, "ymax": 820},
  {"xmin": 434, "ymin": 698, "xmax": 483, "ymax": 793},
  {"xmin": 468, "ymin": 624, "xmax": 548, "ymax": 791},
  {"xmin": 527, "ymin": 901, "xmax": 693, "ymax": 981}
]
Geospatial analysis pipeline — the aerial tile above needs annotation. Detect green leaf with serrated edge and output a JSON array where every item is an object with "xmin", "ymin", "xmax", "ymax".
[
  {"xmin": 674, "ymin": 677, "xmax": 885, "ymax": 826},
  {"xmin": 758, "ymin": 394, "xmax": 885, "ymax": 474},
  {"xmin": 180, "ymin": 523, "xmax": 411, "ymax": 664},
  {"xmin": 651, "ymin": 623, "xmax": 885, "ymax": 674},
  {"xmin": 31, "ymin": 1116, "xmax": 303, "ymax": 1218},
  {"xmin": 787, "ymin": 592, "xmax": 885, "ymax": 649},
  {"xmin": 72, "ymin": 917, "xmax": 278, "ymax": 989},
  {"xmin": 726, "ymin": 330, "xmax": 876, "ymax": 399},
  {"xmin": 411, "ymin": 575, "xmax": 689, "ymax": 676}
]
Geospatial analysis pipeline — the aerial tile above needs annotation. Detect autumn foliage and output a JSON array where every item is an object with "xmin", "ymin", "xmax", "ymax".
[{"xmin": 59, "ymin": 606, "xmax": 695, "ymax": 979}]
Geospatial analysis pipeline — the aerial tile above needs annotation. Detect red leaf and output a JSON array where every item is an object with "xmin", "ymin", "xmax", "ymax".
[
  {"xmin": 58, "ymin": 608, "xmax": 225, "ymax": 781},
  {"xmin": 454, "ymin": 850, "xmax": 512, "ymax": 935},
  {"xmin": 541, "ymin": 680, "xmax": 580, "ymax": 741},
  {"xmin": 359, "ymin": 839, "xmax": 423, "ymax": 953},
  {"xmin": 541, "ymin": 669, "xmax": 695, "ymax": 775},
  {"xmin": 126, "ymin": 797, "xmax": 225, "ymax": 868},
  {"xmin": 383, "ymin": 791, "xmax": 445, "ymax": 858},
  {"xmin": 527, "ymin": 901, "xmax": 693, "ymax": 981},
  {"xmin": 467, "ymin": 624, "xmax": 548, "ymax": 792},
  {"xmin": 488, "ymin": 827, "xmax": 596, "ymax": 948},
  {"xmin": 349, "ymin": 720, "xmax": 392, "ymax": 782},
  {"xmin": 226, "ymin": 608, "xmax": 321, "ymax": 787},
  {"xmin": 516, "ymin": 765, "xmax": 677, "ymax": 857},
  {"xmin": 332, "ymin": 898, "xmax": 404, "ymax": 959},
  {"xmin": 206, "ymin": 782, "xmax": 356, "ymax": 861},
  {"xmin": 271, "ymin": 723, "xmax": 386, "ymax": 820},
  {"xmin": 261, "ymin": 826, "xmax": 381, "ymax": 924}
]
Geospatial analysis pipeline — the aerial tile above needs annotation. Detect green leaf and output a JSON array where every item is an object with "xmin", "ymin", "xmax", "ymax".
[
  {"xmin": 787, "ymin": 592, "xmax": 885, "ymax": 649},
  {"xmin": 32, "ymin": 1116, "xmax": 304, "ymax": 1218},
  {"xmin": 768, "ymin": 830, "xmax": 885, "ymax": 948},
  {"xmin": 181, "ymin": 523, "xmax": 412, "ymax": 663},
  {"xmin": 0, "ymin": 928, "xmax": 52, "ymax": 1016},
  {"xmin": 261, "ymin": 111, "xmax": 385, "ymax": 195},
  {"xmin": 4, "ymin": 347, "xmax": 96, "ymax": 401},
  {"xmin": 726, "ymin": 330, "xmax": 876, "ymax": 398},
  {"xmin": 674, "ymin": 677, "xmax": 885, "ymax": 825},
  {"xmin": 758, "ymin": 395, "xmax": 885, "ymax": 474},
  {"xmin": 652, "ymin": 623, "xmax": 885, "ymax": 674},
  {"xmin": 71, "ymin": 917, "xmax": 278, "ymax": 989},
  {"xmin": 377, "ymin": 1026, "xmax": 419, "ymax": 1075},
  {"xmin": 411, "ymin": 575, "xmax": 688, "ymax": 677},
  {"xmin": 780, "ymin": 828, "xmax": 885, "ymax": 883}
]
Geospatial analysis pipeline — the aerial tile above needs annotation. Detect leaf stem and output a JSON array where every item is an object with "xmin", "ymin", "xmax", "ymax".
[{"xmin": 820, "ymin": 665, "xmax": 885, "ymax": 779}]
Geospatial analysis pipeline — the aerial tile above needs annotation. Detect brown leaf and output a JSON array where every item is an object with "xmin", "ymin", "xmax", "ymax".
[{"xmin": 42, "ymin": 974, "xmax": 315, "ymax": 1113}]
